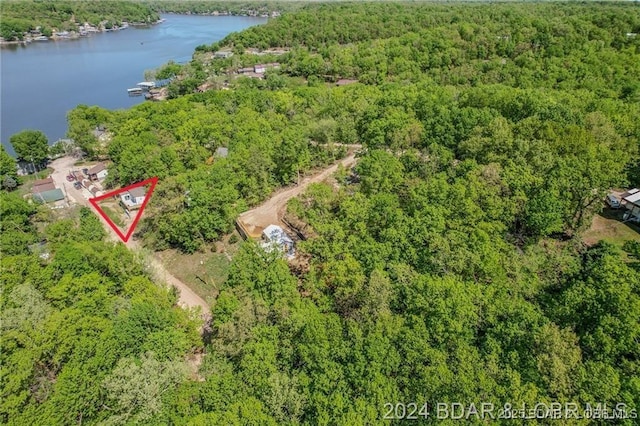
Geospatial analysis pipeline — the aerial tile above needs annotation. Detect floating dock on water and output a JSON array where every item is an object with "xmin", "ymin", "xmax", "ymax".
[{"xmin": 137, "ymin": 81, "xmax": 156, "ymax": 89}]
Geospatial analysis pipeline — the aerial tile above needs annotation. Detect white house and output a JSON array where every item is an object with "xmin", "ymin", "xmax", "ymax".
[
  {"xmin": 253, "ymin": 63, "xmax": 280, "ymax": 74},
  {"xmin": 261, "ymin": 224, "xmax": 295, "ymax": 258},
  {"xmin": 120, "ymin": 187, "xmax": 146, "ymax": 210},
  {"xmin": 87, "ymin": 163, "xmax": 108, "ymax": 181}
]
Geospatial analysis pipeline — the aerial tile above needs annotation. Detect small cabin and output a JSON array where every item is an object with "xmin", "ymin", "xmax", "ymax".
[{"xmin": 120, "ymin": 187, "xmax": 146, "ymax": 210}]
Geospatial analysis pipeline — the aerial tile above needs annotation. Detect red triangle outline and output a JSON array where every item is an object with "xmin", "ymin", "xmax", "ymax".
[{"xmin": 89, "ymin": 177, "xmax": 158, "ymax": 243}]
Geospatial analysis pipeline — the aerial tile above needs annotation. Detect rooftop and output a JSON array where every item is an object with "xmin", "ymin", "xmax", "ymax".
[
  {"xmin": 88, "ymin": 163, "xmax": 106, "ymax": 174},
  {"xmin": 263, "ymin": 224, "xmax": 294, "ymax": 245},
  {"xmin": 33, "ymin": 182, "xmax": 56, "ymax": 193},
  {"xmin": 128, "ymin": 187, "xmax": 146, "ymax": 198},
  {"xmin": 624, "ymin": 191, "xmax": 640, "ymax": 205},
  {"xmin": 33, "ymin": 188, "xmax": 64, "ymax": 203},
  {"xmin": 33, "ymin": 176, "xmax": 53, "ymax": 186}
]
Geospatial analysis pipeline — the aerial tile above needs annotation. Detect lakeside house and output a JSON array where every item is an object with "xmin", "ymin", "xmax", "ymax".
[
  {"xmin": 254, "ymin": 63, "xmax": 280, "ymax": 74},
  {"xmin": 33, "ymin": 189, "xmax": 65, "ymax": 204},
  {"xmin": 31, "ymin": 176, "xmax": 65, "ymax": 205},
  {"xmin": 32, "ymin": 181, "xmax": 56, "ymax": 193},
  {"xmin": 87, "ymin": 163, "xmax": 108, "ymax": 181}
]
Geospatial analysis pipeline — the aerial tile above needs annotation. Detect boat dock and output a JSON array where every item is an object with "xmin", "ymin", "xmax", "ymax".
[{"xmin": 126, "ymin": 79, "xmax": 173, "ymax": 96}]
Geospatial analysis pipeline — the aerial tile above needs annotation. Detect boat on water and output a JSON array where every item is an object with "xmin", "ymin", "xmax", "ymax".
[
  {"xmin": 137, "ymin": 81, "xmax": 156, "ymax": 90},
  {"xmin": 127, "ymin": 87, "xmax": 143, "ymax": 96}
]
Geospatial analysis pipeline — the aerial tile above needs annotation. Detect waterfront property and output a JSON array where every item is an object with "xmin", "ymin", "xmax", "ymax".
[
  {"xmin": 33, "ymin": 188, "xmax": 65, "ymax": 204},
  {"xmin": 87, "ymin": 163, "xmax": 108, "ymax": 181},
  {"xmin": 137, "ymin": 81, "xmax": 156, "ymax": 90},
  {"xmin": 31, "ymin": 176, "xmax": 66, "ymax": 205},
  {"xmin": 1, "ymin": 14, "xmax": 267, "ymax": 153},
  {"xmin": 32, "ymin": 181, "xmax": 56, "ymax": 193}
]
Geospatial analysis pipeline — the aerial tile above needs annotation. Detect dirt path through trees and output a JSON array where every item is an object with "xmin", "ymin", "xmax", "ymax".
[
  {"xmin": 237, "ymin": 152, "xmax": 358, "ymax": 237},
  {"xmin": 50, "ymin": 150, "xmax": 359, "ymax": 315}
]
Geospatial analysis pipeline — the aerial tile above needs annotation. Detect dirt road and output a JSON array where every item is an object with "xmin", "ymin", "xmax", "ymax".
[
  {"xmin": 49, "ymin": 149, "xmax": 359, "ymax": 312},
  {"xmin": 238, "ymin": 152, "xmax": 358, "ymax": 237},
  {"xmin": 49, "ymin": 157, "xmax": 210, "ymax": 315}
]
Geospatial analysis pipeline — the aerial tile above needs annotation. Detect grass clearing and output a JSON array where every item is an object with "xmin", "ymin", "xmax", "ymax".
[
  {"xmin": 583, "ymin": 208, "xmax": 640, "ymax": 248},
  {"xmin": 155, "ymin": 231, "xmax": 242, "ymax": 302},
  {"xmin": 101, "ymin": 205, "xmax": 125, "ymax": 227}
]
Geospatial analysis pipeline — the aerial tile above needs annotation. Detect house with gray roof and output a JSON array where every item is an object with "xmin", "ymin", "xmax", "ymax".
[{"xmin": 120, "ymin": 187, "xmax": 146, "ymax": 210}]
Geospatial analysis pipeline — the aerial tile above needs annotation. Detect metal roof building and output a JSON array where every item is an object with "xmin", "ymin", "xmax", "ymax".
[
  {"xmin": 261, "ymin": 224, "xmax": 295, "ymax": 258},
  {"xmin": 33, "ymin": 188, "xmax": 64, "ymax": 203}
]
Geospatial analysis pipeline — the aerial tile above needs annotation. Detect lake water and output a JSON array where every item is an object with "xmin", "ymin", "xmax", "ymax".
[{"xmin": 1, "ymin": 14, "xmax": 266, "ymax": 156}]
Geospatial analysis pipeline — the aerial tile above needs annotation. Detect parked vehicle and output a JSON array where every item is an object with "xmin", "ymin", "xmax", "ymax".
[
  {"xmin": 66, "ymin": 174, "xmax": 75, "ymax": 182},
  {"xmin": 606, "ymin": 193, "xmax": 621, "ymax": 209},
  {"xmin": 73, "ymin": 181, "xmax": 82, "ymax": 190}
]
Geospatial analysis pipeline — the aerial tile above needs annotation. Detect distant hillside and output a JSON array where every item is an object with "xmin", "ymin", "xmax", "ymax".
[{"xmin": 0, "ymin": 0, "xmax": 159, "ymax": 41}]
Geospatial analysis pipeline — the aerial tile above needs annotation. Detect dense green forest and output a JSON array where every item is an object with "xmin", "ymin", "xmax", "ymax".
[
  {"xmin": 145, "ymin": 0, "xmax": 298, "ymax": 15},
  {"xmin": 0, "ymin": 1, "xmax": 159, "ymax": 40},
  {"xmin": 3, "ymin": 2, "xmax": 640, "ymax": 424},
  {"xmin": 0, "ymin": 194, "xmax": 201, "ymax": 424}
]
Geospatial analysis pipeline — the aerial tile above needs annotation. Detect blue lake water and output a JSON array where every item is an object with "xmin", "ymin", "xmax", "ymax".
[{"xmin": 1, "ymin": 14, "xmax": 266, "ymax": 155}]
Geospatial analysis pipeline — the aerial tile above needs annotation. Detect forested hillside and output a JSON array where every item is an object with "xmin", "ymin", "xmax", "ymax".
[
  {"xmin": 3, "ymin": 2, "xmax": 640, "ymax": 424},
  {"xmin": 0, "ymin": 194, "xmax": 201, "ymax": 424},
  {"xmin": 0, "ymin": 1, "xmax": 159, "ymax": 40}
]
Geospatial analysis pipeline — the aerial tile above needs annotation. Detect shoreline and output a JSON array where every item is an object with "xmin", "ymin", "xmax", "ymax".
[
  {"xmin": 0, "ymin": 11, "xmax": 275, "ymax": 48},
  {"xmin": 0, "ymin": 19, "xmax": 164, "ymax": 48}
]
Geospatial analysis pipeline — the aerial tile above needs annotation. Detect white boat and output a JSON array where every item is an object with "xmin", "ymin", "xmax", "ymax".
[
  {"xmin": 127, "ymin": 87, "xmax": 143, "ymax": 95},
  {"xmin": 136, "ymin": 81, "xmax": 156, "ymax": 90}
]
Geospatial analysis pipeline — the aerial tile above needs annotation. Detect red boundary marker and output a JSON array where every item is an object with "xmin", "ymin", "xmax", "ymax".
[{"xmin": 89, "ymin": 177, "xmax": 158, "ymax": 243}]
